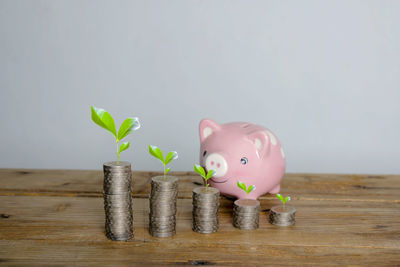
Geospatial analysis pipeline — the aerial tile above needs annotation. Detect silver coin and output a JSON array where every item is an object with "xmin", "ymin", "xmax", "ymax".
[
  {"xmin": 192, "ymin": 187, "xmax": 219, "ymax": 234},
  {"xmin": 102, "ymin": 163, "xmax": 134, "ymax": 241},
  {"xmin": 269, "ymin": 206, "xmax": 296, "ymax": 226},
  {"xmin": 148, "ymin": 176, "xmax": 179, "ymax": 238},
  {"xmin": 233, "ymin": 199, "xmax": 260, "ymax": 230}
]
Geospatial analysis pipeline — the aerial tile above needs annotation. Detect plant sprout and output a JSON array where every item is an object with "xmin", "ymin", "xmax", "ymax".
[
  {"xmin": 193, "ymin": 164, "xmax": 215, "ymax": 188},
  {"xmin": 91, "ymin": 106, "xmax": 140, "ymax": 164},
  {"xmin": 237, "ymin": 181, "xmax": 256, "ymax": 195},
  {"xmin": 276, "ymin": 194, "xmax": 291, "ymax": 210},
  {"xmin": 149, "ymin": 145, "xmax": 178, "ymax": 178}
]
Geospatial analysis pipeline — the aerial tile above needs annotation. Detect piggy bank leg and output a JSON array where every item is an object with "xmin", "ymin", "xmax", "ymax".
[{"xmin": 269, "ymin": 184, "xmax": 280, "ymax": 194}]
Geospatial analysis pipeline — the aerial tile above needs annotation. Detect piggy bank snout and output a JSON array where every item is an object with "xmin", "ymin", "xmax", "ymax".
[{"xmin": 205, "ymin": 153, "xmax": 228, "ymax": 178}]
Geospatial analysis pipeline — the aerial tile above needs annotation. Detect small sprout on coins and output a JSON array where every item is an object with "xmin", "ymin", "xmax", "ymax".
[
  {"xmin": 193, "ymin": 164, "xmax": 215, "ymax": 188},
  {"xmin": 91, "ymin": 106, "xmax": 140, "ymax": 164},
  {"xmin": 149, "ymin": 145, "xmax": 178, "ymax": 179},
  {"xmin": 237, "ymin": 181, "xmax": 256, "ymax": 195},
  {"xmin": 276, "ymin": 193, "xmax": 291, "ymax": 210}
]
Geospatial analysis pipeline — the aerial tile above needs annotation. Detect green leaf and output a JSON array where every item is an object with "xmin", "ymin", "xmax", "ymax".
[
  {"xmin": 149, "ymin": 145, "xmax": 164, "ymax": 163},
  {"xmin": 284, "ymin": 196, "xmax": 290, "ymax": 203},
  {"xmin": 193, "ymin": 164, "xmax": 206, "ymax": 178},
  {"xmin": 119, "ymin": 142, "xmax": 130, "ymax": 153},
  {"xmin": 118, "ymin": 117, "xmax": 140, "ymax": 140},
  {"xmin": 164, "ymin": 151, "xmax": 178, "ymax": 165},
  {"xmin": 165, "ymin": 167, "xmax": 171, "ymax": 174},
  {"xmin": 237, "ymin": 181, "xmax": 246, "ymax": 191},
  {"xmin": 247, "ymin": 185, "xmax": 256, "ymax": 194},
  {"xmin": 91, "ymin": 106, "xmax": 117, "ymax": 138},
  {"xmin": 276, "ymin": 193, "xmax": 284, "ymax": 202},
  {"xmin": 206, "ymin": 170, "xmax": 215, "ymax": 179}
]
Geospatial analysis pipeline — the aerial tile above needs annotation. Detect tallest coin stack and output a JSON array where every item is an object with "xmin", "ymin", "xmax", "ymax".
[{"xmin": 103, "ymin": 161, "xmax": 134, "ymax": 241}]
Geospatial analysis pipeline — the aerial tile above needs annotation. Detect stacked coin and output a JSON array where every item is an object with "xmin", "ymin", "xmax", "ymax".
[
  {"xmin": 233, "ymin": 199, "xmax": 260, "ymax": 230},
  {"xmin": 103, "ymin": 161, "xmax": 134, "ymax": 241},
  {"xmin": 269, "ymin": 206, "xmax": 296, "ymax": 226},
  {"xmin": 192, "ymin": 187, "xmax": 219, "ymax": 234},
  {"xmin": 149, "ymin": 176, "xmax": 178, "ymax": 237}
]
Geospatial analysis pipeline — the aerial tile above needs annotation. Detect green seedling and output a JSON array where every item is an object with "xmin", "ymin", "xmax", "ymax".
[
  {"xmin": 237, "ymin": 181, "xmax": 256, "ymax": 195},
  {"xmin": 91, "ymin": 106, "xmax": 140, "ymax": 164},
  {"xmin": 193, "ymin": 164, "xmax": 215, "ymax": 188},
  {"xmin": 276, "ymin": 193, "xmax": 291, "ymax": 210},
  {"xmin": 149, "ymin": 145, "xmax": 178, "ymax": 178}
]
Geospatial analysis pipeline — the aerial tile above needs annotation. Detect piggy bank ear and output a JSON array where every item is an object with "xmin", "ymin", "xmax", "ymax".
[
  {"xmin": 246, "ymin": 130, "xmax": 270, "ymax": 158},
  {"xmin": 199, "ymin": 119, "xmax": 221, "ymax": 142}
]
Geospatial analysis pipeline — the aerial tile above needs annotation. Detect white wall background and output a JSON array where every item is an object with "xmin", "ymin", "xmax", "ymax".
[{"xmin": 0, "ymin": 0, "xmax": 399, "ymax": 174}]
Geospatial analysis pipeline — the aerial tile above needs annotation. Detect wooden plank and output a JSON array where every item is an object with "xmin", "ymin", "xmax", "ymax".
[
  {"xmin": 1, "ymin": 240, "xmax": 399, "ymax": 266},
  {"xmin": 0, "ymin": 169, "xmax": 399, "ymax": 265},
  {"xmin": 1, "ymin": 196, "xmax": 399, "ymax": 249},
  {"xmin": 0, "ymin": 169, "xmax": 399, "ymax": 201},
  {"xmin": 0, "ymin": 195, "xmax": 399, "ymax": 265}
]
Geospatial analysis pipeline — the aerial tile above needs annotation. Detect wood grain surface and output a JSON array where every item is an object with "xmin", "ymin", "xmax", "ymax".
[{"xmin": 0, "ymin": 169, "xmax": 399, "ymax": 266}]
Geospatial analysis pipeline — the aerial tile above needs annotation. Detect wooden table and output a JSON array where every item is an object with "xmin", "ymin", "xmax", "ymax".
[{"xmin": 0, "ymin": 169, "xmax": 399, "ymax": 266}]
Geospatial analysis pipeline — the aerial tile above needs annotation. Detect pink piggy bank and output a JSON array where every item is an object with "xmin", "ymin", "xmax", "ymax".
[{"xmin": 199, "ymin": 119, "xmax": 286, "ymax": 200}]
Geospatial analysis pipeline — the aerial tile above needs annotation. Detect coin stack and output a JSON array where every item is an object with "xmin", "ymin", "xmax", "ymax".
[
  {"xmin": 269, "ymin": 206, "xmax": 296, "ymax": 226},
  {"xmin": 233, "ymin": 199, "xmax": 260, "ymax": 230},
  {"xmin": 192, "ymin": 187, "xmax": 219, "ymax": 234},
  {"xmin": 103, "ymin": 161, "xmax": 133, "ymax": 241},
  {"xmin": 149, "ymin": 176, "xmax": 178, "ymax": 237}
]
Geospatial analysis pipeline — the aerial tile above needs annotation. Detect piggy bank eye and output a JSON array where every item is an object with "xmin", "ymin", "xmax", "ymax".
[
  {"xmin": 240, "ymin": 157, "xmax": 248, "ymax": 165},
  {"xmin": 203, "ymin": 150, "xmax": 207, "ymax": 157}
]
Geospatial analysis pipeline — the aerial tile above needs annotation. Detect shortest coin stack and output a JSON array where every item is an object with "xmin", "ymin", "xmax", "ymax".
[
  {"xmin": 233, "ymin": 199, "xmax": 260, "ymax": 230},
  {"xmin": 149, "ymin": 176, "xmax": 178, "ymax": 237},
  {"xmin": 103, "ymin": 161, "xmax": 134, "ymax": 241},
  {"xmin": 192, "ymin": 187, "xmax": 220, "ymax": 234},
  {"xmin": 269, "ymin": 206, "xmax": 296, "ymax": 226}
]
